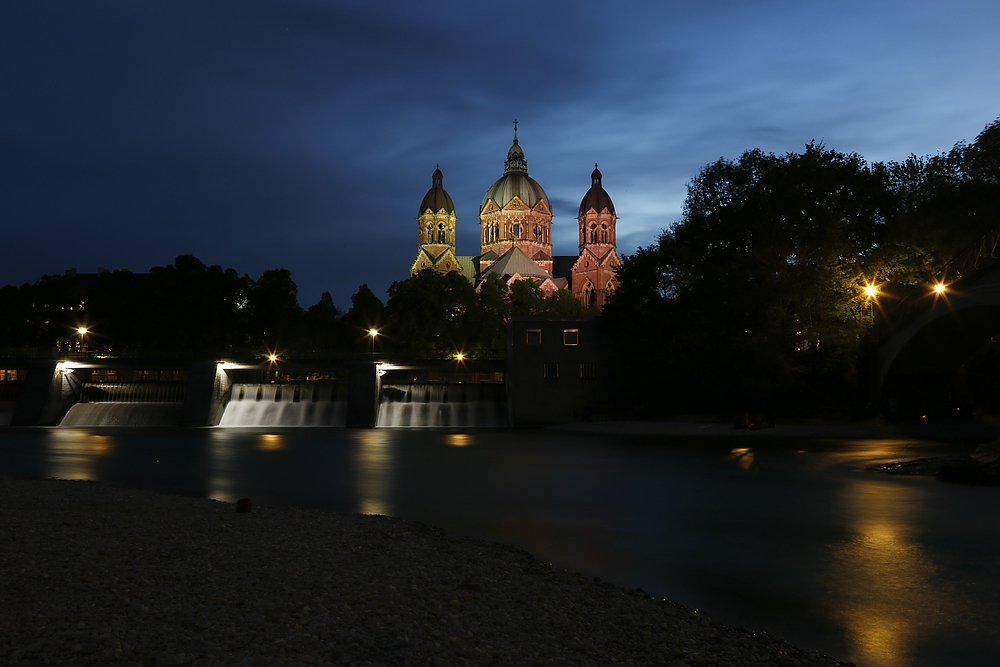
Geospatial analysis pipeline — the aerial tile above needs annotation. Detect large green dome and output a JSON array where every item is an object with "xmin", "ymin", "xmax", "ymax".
[
  {"xmin": 480, "ymin": 137, "xmax": 551, "ymax": 211},
  {"xmin": 419, "ymin": 166, "xmax": 455, "ymax": 214}
]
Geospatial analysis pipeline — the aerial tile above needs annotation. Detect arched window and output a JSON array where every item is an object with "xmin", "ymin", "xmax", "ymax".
[
  {"xmin": 590, "ymin": 224, "xmax": 597, "ymax": 243},
  {"xmin": 512, "ymin": 223, "xmax": 521, "ymax": 238},
  {"xmin": 438, "ymin": 223, "xmax": 446, "ymax": 243},
  {"xmin": 534, "ymin": 225, "xmax": 541, "ymax": 241},
  {"xmin": 584, "ymin": 283, "xmax": 596, "ymax": 308},
  {"xmin": 601, "ymin": 224, "xmax": 608, "ymax": 243}
]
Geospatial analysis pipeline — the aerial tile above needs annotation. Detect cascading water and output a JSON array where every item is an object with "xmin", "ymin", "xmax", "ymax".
[
  {"xmin": 60, "ymin": 383, "xmax": 186, "ymax": 427},
  {"xmin": 218, "ymin": 382, "xmax": 347, "ymax": 427},
  {"xmin": 376, "ymin": 383, "xmax": 507, "ymax": 428}
]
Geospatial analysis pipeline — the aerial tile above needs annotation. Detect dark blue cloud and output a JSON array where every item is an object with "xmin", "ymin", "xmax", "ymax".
[{"xmin": 2, "ymin": 0, "xmax": 999, "ymax": 307}]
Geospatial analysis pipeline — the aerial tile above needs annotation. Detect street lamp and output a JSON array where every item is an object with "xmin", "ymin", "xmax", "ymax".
[
  {"xmin": 77, "ymin": 326, "xmax": 88, "ymax": 349},
  {"xmin": 864, "ymin": 284, "xmax": 878, "ymax": 298},
  {"xmin": 455, "ymin": 352, "xmax": 465, "ymax": 362},
  {"xmin": 368, "ymin": 328, "xmax": 379, "ymax": 358},
  {"xmin": 933, "ymin": 283, "xmax": 946, "ymax": 295}
]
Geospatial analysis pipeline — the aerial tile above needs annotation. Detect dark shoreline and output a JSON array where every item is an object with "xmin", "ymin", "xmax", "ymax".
[{"xmin": 0, "ymin": 477, "xmax": 853, "ymax": 667}]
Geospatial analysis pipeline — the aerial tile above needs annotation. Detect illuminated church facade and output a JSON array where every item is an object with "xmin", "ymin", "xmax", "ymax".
[{"xmin": 410, "ymin": 127, "xmax": 620, "ymax": 308}]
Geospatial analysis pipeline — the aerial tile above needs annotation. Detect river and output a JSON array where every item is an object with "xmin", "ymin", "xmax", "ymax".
[{"xmin": 0, "ymin": 427, "xmax": 997, "ymax": 667}]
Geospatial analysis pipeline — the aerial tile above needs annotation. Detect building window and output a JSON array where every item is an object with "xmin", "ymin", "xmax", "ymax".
[
  {"xmin": 526, "ymin": 329, "xmax": 541, "ymax": 345},
  {"xmin": 544, "ymin": 363, "xmax": 559, "ymax": 379},
  {"xmin": 580, "ymin": 363, "xmax": 597, "ymax": 380},
  {"xmin": 512, "ymin": 223, "xmax": 521, "ymax": 238},
  {"xmin": 563, "ymin": 329, "xmax": 579, "ymax": 346},
  {"xmin": 601, "ymin": 224, "xmax": 608, "ymax": 242}
]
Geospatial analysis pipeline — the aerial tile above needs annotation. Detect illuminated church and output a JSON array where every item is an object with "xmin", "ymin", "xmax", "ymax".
[{"xmin": 410, "ymin": 126, "xmax": 620, "ymax": 308}]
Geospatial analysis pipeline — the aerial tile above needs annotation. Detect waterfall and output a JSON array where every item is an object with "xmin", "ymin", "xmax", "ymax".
[
  {"xmin": 61, "ymin": 403, "xmax": 183, "ymax": 427},
  {"xmin": 376, "ymin": 383, "xmax": 507, "ymax": 428},
  {"xmin": 218, "ymin": 382, "xmax": 347, "ymax": 427},
  {"xmin": 59, "ymin": 382, "xmax": 187, "ymax": 427}
]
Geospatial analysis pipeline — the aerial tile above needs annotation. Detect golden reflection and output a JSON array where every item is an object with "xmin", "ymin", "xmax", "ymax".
[
  {"xmin": 728, "ymin": 447, "xmax": 754, "ymax": 470},
  {"xmin": 447, "ymin": 433, "xmax": 472, "ymax": 447},
  {"xmin": 828, "ymin": 476, "xmax": 961, "ymax": 667},
  {"xmin": 48, "ymin": 432, "xmax": 115, "ymax": 480},
  {"xmin": 353, "ymin": 430, "xmax": 394, "ymax": 516},
  {"xmin": 257, "ymin": 434, "xmax": 284, "ymax": 451}
]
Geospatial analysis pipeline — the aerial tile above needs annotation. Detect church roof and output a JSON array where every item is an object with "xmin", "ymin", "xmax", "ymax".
[
  {"xmin": 456, "ymin": 255, "xmax": 479, "ymax": 284},
  {"xmin": 579, "ymin": 164, "xmax": 615, "ymax": 215},
  {"xmin": 419, "ymin": 165, "xmax": 456, "ymax": 214},
  {"xmin": 481, "ymin": 132, "xmax": 551, "ymax": 211},
  {"xmin": 480, "ymin": 247, "xmax": 550, "ymax": 280}
]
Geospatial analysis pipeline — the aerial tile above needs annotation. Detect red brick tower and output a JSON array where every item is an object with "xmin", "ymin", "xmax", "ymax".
[{"xmin": 571, "ymin": 165, "xmax": 620, "ymax": 308}]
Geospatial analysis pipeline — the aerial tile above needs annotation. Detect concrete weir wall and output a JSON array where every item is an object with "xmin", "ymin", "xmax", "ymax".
[{"xmin": 10, "ymin": 361, "xmax": 79, "ymax": 427}]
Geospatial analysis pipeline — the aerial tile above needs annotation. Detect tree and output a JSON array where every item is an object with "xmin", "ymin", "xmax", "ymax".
[
  {"xmin": 342, "ymin": 284, "xmax": 386, "ymax": 353},
  {"xmin": 606, "ymin": 143, "xmax": 902, "ymax": 415},
  {"xmin": 384, "ymin": 270, "xmax": 477, "ymax": 358}
]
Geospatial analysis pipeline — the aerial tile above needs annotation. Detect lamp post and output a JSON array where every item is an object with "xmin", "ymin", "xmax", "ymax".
[
  {"xmin": 368, "ymin": 328, "xmax": 379, "ymax": 359},
  {"xmin": 76, "ymin": 327, "xmax": 88, "ymax": 350}
]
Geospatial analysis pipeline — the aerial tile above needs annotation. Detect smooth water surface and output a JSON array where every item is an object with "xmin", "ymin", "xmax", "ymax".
[{"xmin": 0, "ymin": 428, "xmax": 997, "ymax": 667}]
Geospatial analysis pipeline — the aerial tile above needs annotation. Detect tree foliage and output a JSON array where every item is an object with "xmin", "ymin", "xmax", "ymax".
[{"xmin": 605, "ymin": 120, "xmax": 1000, "ymax": 417}]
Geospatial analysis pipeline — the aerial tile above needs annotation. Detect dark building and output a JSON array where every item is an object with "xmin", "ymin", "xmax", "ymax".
[{"xmin": 506, "ymin": 316, "xmax": 611, "ymax": 425}]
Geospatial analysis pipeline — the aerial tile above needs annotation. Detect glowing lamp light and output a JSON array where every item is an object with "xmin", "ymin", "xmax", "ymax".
[
  {"xmin": 455, "ymin": 352, "xmax": 465, "ymax": 362},
  {"xmin": 267, "ymin": 353, "xmax": 278, "ymax": 362},
  {"xmin": 864, "ymin": 284, "xmax": 878, "ymax": 298},
  {"xmin": 77, "ymin": 327, "xmax": 88, "ymax": 335},
  {"xmin": 368, "ymin": 328, "xmax": 379, "ymax": 338},
  {"xmin": 933, "ymin": 283, "xmax": 946, "ymax": 294}
]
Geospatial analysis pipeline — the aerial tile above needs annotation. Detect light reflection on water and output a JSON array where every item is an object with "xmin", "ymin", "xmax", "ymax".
[
  {"xmin": 5, "ymin": 428, "xmax": 997, "ymax": 667},
  {"xmin": 829, "ymin": 478, "xmax": 949, "ymax": 667},
  {"xmin": 48, "ymin": 431, "xmax": 115, "ymax": 480},
  {"xmin": 353, "ymin": 430, "xmax": 394, "ymax": 516}
]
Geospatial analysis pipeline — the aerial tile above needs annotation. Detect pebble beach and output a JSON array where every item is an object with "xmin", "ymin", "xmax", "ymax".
[{"xmin": 0, "ymin": 477, "xmax": 851, "ymax": 667}]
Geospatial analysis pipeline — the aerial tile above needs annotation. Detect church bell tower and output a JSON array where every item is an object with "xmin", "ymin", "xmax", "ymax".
[
  {"xmin": 411, "ymin": 165, "xmax": 462, "ymax": 276},
  {"xmin": 571, "ymin": 165, "xmax": 620, "ymax": 307}
]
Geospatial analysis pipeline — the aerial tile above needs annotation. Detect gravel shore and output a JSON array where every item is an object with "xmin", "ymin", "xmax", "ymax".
[{"xmin": 1, "ymin": 478, "xmax": 850, "ymax": 667}]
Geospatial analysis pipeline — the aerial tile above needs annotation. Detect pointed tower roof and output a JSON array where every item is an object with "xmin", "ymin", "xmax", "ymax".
[
  {"xmin": 579, "ymin": 163, "xmax": 615, "ymax": 215},
  {"xmin": 419, "ymin": 164, "xmax": 456, "ymax": 214}
]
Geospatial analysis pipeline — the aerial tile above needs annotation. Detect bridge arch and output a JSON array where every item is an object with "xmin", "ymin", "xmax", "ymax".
[{"xmin": 877, "ymin": 262, "xmax": 1000, "ymax": 414}]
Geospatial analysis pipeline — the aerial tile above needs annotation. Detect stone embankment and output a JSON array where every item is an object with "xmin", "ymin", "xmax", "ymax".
[
  {"xmin": 0, "ymin": 478, "xmax": 851, "ymax": 667},
  {"xmin": 876, "ymin": 439, "xmax": 1000, "ymax": 484}
]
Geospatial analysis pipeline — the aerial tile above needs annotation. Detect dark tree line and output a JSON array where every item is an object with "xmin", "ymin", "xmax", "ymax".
[
  {"xmin": 0, "ymin": 256, "xmax": 584, "ymax": 360},
  {"xmin": 603, "ymin": 118, "xmax": 1000, "ymax": 418}
]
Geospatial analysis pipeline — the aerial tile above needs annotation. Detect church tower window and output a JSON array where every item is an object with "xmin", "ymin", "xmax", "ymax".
[
  {"xmin": 590, "ymin": 224, "xmax": 597, "ymax": 243},
  {"xmin": 601, "ymin": 224, "xmax": 608, "ymax": 243},
  {"xmin": 512, "ymin": 223, "xmax": 521, "ymax": 238}
]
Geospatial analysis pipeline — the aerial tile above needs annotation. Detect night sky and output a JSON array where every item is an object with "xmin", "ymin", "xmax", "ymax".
[{"xmin": 3, "ymin": 1, "xmax": 999, "ymax": 308}]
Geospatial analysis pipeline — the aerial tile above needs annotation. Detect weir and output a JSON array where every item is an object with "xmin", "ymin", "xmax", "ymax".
[
  {"xmin": 218, "ymin": 381, "xmax": 347, "ymax": 427},
  {"xmin": 377, "ymin": 382, "xmax": 507, "ymax": 428},
  {"xmin": 4, "ymin": 357, "xmax": 521, "ymax": 427},
  {"xmin": 60, "ymin": 381, "xmax": 187, "ymax": 427}
]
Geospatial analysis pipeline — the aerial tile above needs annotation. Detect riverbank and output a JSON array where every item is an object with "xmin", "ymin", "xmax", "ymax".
[
  {"xmin": 550, "ymin": 416, "xmax": 1000, "ymax": 441},
  {"xmin": 0, "ymin": 477, "xmax": 851, "ymax": 667}
]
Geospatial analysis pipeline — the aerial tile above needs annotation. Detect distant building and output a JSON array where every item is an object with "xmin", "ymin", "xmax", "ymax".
[{"xmin": 410, "ymin": 125, "xmax": 621, "ymax": 307}]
